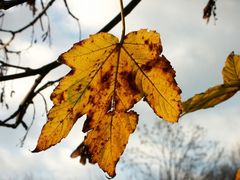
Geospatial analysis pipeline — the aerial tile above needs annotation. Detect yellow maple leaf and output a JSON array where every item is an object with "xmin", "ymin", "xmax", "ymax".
[{"xmin": 33, "ymin": 29, "xmax": 182, "ymax": 177}]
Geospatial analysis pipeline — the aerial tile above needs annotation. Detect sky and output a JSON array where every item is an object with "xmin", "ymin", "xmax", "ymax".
[{"xmin": 1, "ymin": 0, "xmax": 240, "ymax": 179}]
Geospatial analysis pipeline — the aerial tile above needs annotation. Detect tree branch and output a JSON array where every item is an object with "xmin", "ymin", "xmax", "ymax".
[
  {"xmin": 0, "ymin": 0, "xmax": 29, "ymax": 10},
  {"xmin": 0, "ymin": 60, "xmax": 60, "ymax": 82},
  {"xmin": 1, "ymin": 0, "xmax": 56, "ymax": 34}
]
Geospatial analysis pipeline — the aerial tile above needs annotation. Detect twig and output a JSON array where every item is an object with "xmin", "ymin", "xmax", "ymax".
[
  {"xmin": 38, "ymin": 92, "xmax": 48, "ymax": 115},
  {"xmin": 119, "ymin": 0, "xmax": 125, "ymax": 44},
  {"xmin": 0, "ymin": 74, "xmax": 45, "ymax": 129},
  {"xmin": 99, "ymin": 0, "xmax": 141, "ymax": 33},
  {"xmin": 1, "ymin": 0, "xmax": 56, "ymax": 34},
  {"xmin": 19, "ymin": 103, "xmax": 36, "ymax": 147},
  {"xmin": 63, "ymin": 0, "xmax": 81, "ymax": 40}
]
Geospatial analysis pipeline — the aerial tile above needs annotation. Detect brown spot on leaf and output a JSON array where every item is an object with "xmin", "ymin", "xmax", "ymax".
[
  {"xmin": 50, "ymin": 93, "xmax": 56, "ymax": 100},
  {"xmin": 88, "ymin": 95, "xmax": 95, "ymax": 104},
  {"xmin": 67, "ymin": 108, "xmax": 73, "ymax": 113},
  {"xmin": 149, "ymin": 43, "xmax": 153, "ymax": 51},
  {"xmin": 76, "ymin": 84, "xmax": 82, "ymax": 91},
  {"xmin": 141, "ymin": 62, "xmax": 153, "ymax": 72},
  {"xmin": 75, "ymin": 112, "xmax": 82, "ymax": 119},
  {"xmin": 101, "ymin": 72, "xmax": 110, "ymax": 83},
  {"xmin": 54, "ymin": 92, "xmax": 65, "ymax": 104},
  {"xmin": 95, "ymin": 126, "xmax": 100, "ymax": 132},
  {"xmin": 127, "ymin": 73, "xmax": 140, "ymax": 94},
  {"xmin": 87, "ymin": 86, "xmax": 94, "ymax": 92}
]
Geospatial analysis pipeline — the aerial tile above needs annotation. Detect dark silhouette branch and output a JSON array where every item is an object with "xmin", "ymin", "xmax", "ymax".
[
  {"xmin": 0, "ymin": 0, "xmax": 29, "ymax": 10},
  {"xmin": 0, "ymin": 0, "xmax": 56, "ymax": 62},
  {"xmin": 1, "ymin": 0, "xmax": 56, "ymax": 34},
  {"xmin": 1, "ymin": 71, "xmax": 48, "ymax": 129},
  {"xmin": 0, "ymin": 60, "xmax": 60, "ymax": 82}
]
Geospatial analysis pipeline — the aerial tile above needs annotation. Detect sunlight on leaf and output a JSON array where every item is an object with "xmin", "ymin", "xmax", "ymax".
[{"xmin": 33, "ymin": 29, "xmax": 182, "ymax": 177}]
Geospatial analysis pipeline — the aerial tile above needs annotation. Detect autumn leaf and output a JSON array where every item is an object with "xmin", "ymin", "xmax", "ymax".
[
  {"xmin": 33, "ymin": 29, "xmax": 182, "ymax": 177},
  {"xmin": 236, "ymin": 168, "xmax": 240, "ymax": 180},
  {"xmin": 222, "ymin": 52, "xmax": 240, "ymax": 85},
  {"xmin": 182, "ymin": 84, "xmax": 238, "ymax": 114},
  {"xmin": 183, "ymin": 52, "xmax": 240, "ymax": 114}
]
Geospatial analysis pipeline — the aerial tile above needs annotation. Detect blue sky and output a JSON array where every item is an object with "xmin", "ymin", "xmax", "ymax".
[{"xmin": 1, "ymin": 0, "xmax": 240, "ymax": 179}]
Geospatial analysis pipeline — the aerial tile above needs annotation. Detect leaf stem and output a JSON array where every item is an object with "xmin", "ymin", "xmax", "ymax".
[{"xmin": 119, "ymin": 0, "xmax": 125, "ymax": 44}]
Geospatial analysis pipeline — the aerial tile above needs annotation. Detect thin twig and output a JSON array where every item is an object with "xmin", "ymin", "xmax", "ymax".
[
  {"xmin": 63, "ymin": 0, "xmax": 81, "ymax": 40},
  {"xmin": 19, "ymin": 103, "xmax": 36, "ymax": 147},
  {"xmin": 99, "ymin": 0, "xmax": 141, "ymax": 33},
  {"xmin": 119, "ymin": 0, "xmax": 125, "ymax": 44},
  {"xmin": 1, "ymin": 0, "xmax": 56, "ymax": 34},
  {"xmin": 39, "ymin": 92, "xmax": 48, "ymax": 115}
]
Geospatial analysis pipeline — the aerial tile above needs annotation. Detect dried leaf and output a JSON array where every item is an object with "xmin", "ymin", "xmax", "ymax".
[
  {"xmin": 203, "ymin": 0, "xmax": 217, "ymax": 23},
  {"xmin": 33, "ymin": 29, "xmax": 182, "ymax": 177}
]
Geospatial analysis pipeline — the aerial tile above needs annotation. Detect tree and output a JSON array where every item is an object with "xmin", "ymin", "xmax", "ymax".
[
  {"xmin": 121, "ymin": 120, "xmax": 225, "ymax": 180},
  {"xmin": 0, "ymin": 0, "xmax": 240, "ymax": 178}
]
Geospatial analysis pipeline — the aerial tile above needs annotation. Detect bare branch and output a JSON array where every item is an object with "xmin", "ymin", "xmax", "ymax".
[
  {"xmin": 0, "ymin": 74, "xmax": 44, "ymax": 129},
  {"xmin": 19, "ymin": 103, "xmax": 36, "ymax": 147},
  {"xmin": 63, "ymin": 0, "xmax": 81, "ymax": 40},
  {"xmin": 1, "ymin": 0, "xmax": 56, "ymax": 34},
  {"xmin": 0, "ymin": 0, "xmax": 29, "ymax": 10},
  {"xmin": 0, "ymin": 60, "xmax": 32, "ymax": 71},
  {"xmin": 0, "ymin": 60, "xmax": 60, "ymax": 82}
]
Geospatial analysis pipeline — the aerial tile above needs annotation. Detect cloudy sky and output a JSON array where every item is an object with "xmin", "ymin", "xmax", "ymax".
[{"xmin": 1, "ymin": 0, "xmax": 240, "ymax": 179}]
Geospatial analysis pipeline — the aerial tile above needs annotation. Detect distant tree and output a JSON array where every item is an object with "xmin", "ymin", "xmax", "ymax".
[
  {"xmin": 205, "ymin": 144, "xmax": 240, "ymax": 180},
  {"xmin": 121, "ymin": 120, "xmax": 226, "ymax": 180}
]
